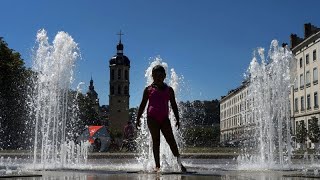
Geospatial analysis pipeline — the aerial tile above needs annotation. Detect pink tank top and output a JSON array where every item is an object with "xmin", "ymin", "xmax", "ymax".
[{"xmin": 147, "ymin": 84, "xmax": 170, "ymax": 123}]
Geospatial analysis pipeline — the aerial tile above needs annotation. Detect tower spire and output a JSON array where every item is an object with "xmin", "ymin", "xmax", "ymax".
[
  {"xmin": 117, "ymin": 30, "xmax": 124, "ymax": 43},
  {"xmin": 89, "ymin": 74, "xmax": 94, "ymax": 90},
  {"xmin": 116, "ymin": 30, "xmax": 124, "ymax": 55}
]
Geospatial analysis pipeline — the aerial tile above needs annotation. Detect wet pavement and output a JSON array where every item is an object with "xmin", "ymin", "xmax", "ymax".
[
  {"xmin": 2, "ymin": 168, "xmax": 320, "ymax": 180},
  {"xmin": 2, "ymin": 156, "xmax": 320, "ymax": 179}
]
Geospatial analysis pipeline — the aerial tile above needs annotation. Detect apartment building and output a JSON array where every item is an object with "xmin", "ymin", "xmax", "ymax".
[
  {"xmin": 220, "ymin": 81, "xmax": 253, "ymax": 144},
  {"xmin": 290, "ymin": 23, "xmax": 320, "ymax": 147},
  {"xmin": 220, "ymin": 23, "xmax": 320, "ymax": 147}
]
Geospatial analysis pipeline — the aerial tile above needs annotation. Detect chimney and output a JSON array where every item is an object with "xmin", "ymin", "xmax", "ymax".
[
  {"xmin": 282, "ymin": 43, "xmax": 288, "ymax": 48},
  {"xmin": 304, "ymin": 23, "xmax": 312, "ymax": 38},
  {"xmin": 290, "ymin": 34, "xmax": 303, "ymax": 49},
  {"xmin": 304, "ymin": 23, "xmax": 320, "ymax": 38}
]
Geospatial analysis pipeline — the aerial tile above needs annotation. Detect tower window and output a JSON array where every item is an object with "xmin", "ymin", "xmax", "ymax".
[
  {"xmin": 124, "ymin": 86, "xmax": 128, "ymax": 95},
  {"xmin": 118, "ymin": 85, "xmax": 121, "ymax": 95},
  {"xmin": 125, "ymin": 70, "xmax": 128, "ymax": 80},
  {"xmin": 118, "ymin": 69, "xmax": 122, "ymax": 80},
  {"xmin": 111, "ymin": 69, "xmax": 114, "ymax": 80},
  {"xmin": 111, "ymin": 86, "xmax": 114, "ymax": 95}
]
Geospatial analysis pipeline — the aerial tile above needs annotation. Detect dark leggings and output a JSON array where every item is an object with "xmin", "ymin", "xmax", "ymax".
[{"xmin": 147, "ymin": 117, "xmax": 180, "ymax": 168}]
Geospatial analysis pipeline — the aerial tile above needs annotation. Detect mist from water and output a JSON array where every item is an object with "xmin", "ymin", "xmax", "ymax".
[
  {"xmin": 237, "ymin": 40, "xmax": 295, "ymax": 170},
  {"xmin": 30, "ymin": 29, "xmax": 88, "ymax": 169}
]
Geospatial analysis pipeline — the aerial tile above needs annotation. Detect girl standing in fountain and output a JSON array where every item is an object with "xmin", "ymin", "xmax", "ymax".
[{"xmin": 136, "ymin": 65, "xmax": 186, "ymax": 173}]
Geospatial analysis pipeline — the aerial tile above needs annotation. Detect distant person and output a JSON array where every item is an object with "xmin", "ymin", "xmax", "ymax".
[
  {"xmin": 124, "ymin": 121, "xmax": 134, "ymax": 140},
  {"xmin": 121, "ymin": 121, "xmax": 135, "ymax": 151},
  {"xmin": 136, "ymin": 65, "xmax": 186, "ymax": 173}
]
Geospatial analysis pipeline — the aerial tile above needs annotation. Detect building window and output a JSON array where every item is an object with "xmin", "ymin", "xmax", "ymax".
[
  {"xmin": 118, "ymin": 69, "xmax": 122, "ymax": 80},
  {"xmin": 313, "ymin": 50, "xmax": 317, "ymax": 61},
  {"xmin": 301, "ymin": 96, "xmax": 305, "ymax": 111},
  {"xmin": 315, "ymin": 92, "xmax": 319, "ymax": 108},
  {"xmin": 294, "ymin": 76, "xmax": 298, "ymax": 91},
  {"xmin": 294, "ymin": 98, "xmax": 298, "ymax": 112},
  {"xmin": 306, "ymin": 54, "xmax": 309, "ymax": 65},
  {"xmin": 289, "ymin": 99, "xmax": 291, "ymax": 114},
  {"xmin": 307, "ymin": 94, "xmax": 311, "ymax": 110},
  {"xmin": 111, "ymin": 69, "xmax": 115, "ymax": 80},
  {"xmin": 306, "ymin": 71, "xmax": 311, "ymax": 87},
  {"xmin": 314, "ymin": 68, "xmax": 318, "ymax": 84},
  {"xmin": 300, "ymin": 58, "xmax": 303, "ymax": 68},
  {"xmin": 300, "ymin": 74, "xmax": 304, "ymax": 89}
]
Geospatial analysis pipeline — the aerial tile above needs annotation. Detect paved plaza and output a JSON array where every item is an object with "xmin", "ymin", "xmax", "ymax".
[{"xmin": 1, "ymin": 153, "xmax": 320, "ymax": 179}]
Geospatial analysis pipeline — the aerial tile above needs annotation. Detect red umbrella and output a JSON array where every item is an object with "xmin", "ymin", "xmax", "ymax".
[{"xmin": 88, "ymin": 126, "xmax": 104, "ymax": 143}]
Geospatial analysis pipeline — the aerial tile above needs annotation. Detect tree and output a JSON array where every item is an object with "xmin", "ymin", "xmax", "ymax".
[
  {"xmin": 180, "ymin": 99, "xmax": 220, "ymax": 126},
  {"xmin": 129, "ymin": 107, "xmax": 137, "ymax": 123},
  {"xmin": 308, "ymin": 117, "xmax": 320, "ymax": 143},
  {"xmin": 296, "ymin": 121, "xmax": 308, "ymax": 145},
  {"xmin": 77, "ymin": 93, "xmax": 101, "ymax": 127},
  {"xmin": 183, "ymin": 125, "xmax": 220, "ymax": 147},
  {"xmin": 0, "ymin": 37, "xmax": 32, "ymax": 149}
]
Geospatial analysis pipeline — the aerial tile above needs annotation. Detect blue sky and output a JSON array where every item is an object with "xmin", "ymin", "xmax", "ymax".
[{"xmin": 1, "ymin": 0, "xmax": 320, "ymax": 107}]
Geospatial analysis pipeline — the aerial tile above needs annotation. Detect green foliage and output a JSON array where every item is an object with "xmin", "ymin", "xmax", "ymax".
[
  {"xmin": 77, "ymin": 93, "xmax": 102, "ymax": 127},
  {"xmin": 0, "ymin": 37, "xmax": 32, "ymax": 150},
  {"xmin": 180, "ymin": 99, "xmax": 220, "ymax": 126},
  {"xmin": 179, "ymin": 99, "xmax": 220, "ymax": 147},
  {"xmin": 183, "ymin": 125, "xmax": 220, "ymax": 147},
  {"xmin": 296, "ymin": 121, "xmax": 308, "ymax": 144},
  {"xmin": 129, "ymin": 107, "xmax": 137, "ymax": 122},
  {"xmin": 308, "ymin": 117, "xmax": 320, "ymax": 143}
]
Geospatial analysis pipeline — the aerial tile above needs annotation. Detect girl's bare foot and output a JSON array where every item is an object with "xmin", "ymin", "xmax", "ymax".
[
  {"xmin": 154, "ymin": 167, "xmax": 160, "ymax": 173},
  {"xmin": 181, "ymin": 164, "xmax": 187, "ymax": 172}
]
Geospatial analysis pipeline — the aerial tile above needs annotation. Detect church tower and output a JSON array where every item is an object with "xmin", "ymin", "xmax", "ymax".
[
  {"xmin": 109, "ymin": 31, "xmax": 130, "ymax": 137},
  {"xmin": 87, "ymin": 77, "xmax": 99, "ymax": 107}
]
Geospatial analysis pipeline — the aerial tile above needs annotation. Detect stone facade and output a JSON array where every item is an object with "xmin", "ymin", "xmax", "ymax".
[
  {"xmin": 290, "ymin": 23, "xmax": 320, "ymax": 148},
  {"xmin": 220, "ymin": 23, "xmax": 320, "ymax": 147},
  {"xmin": 220, "ymin": 81, "xmax": 253, "ymax": 145}
]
